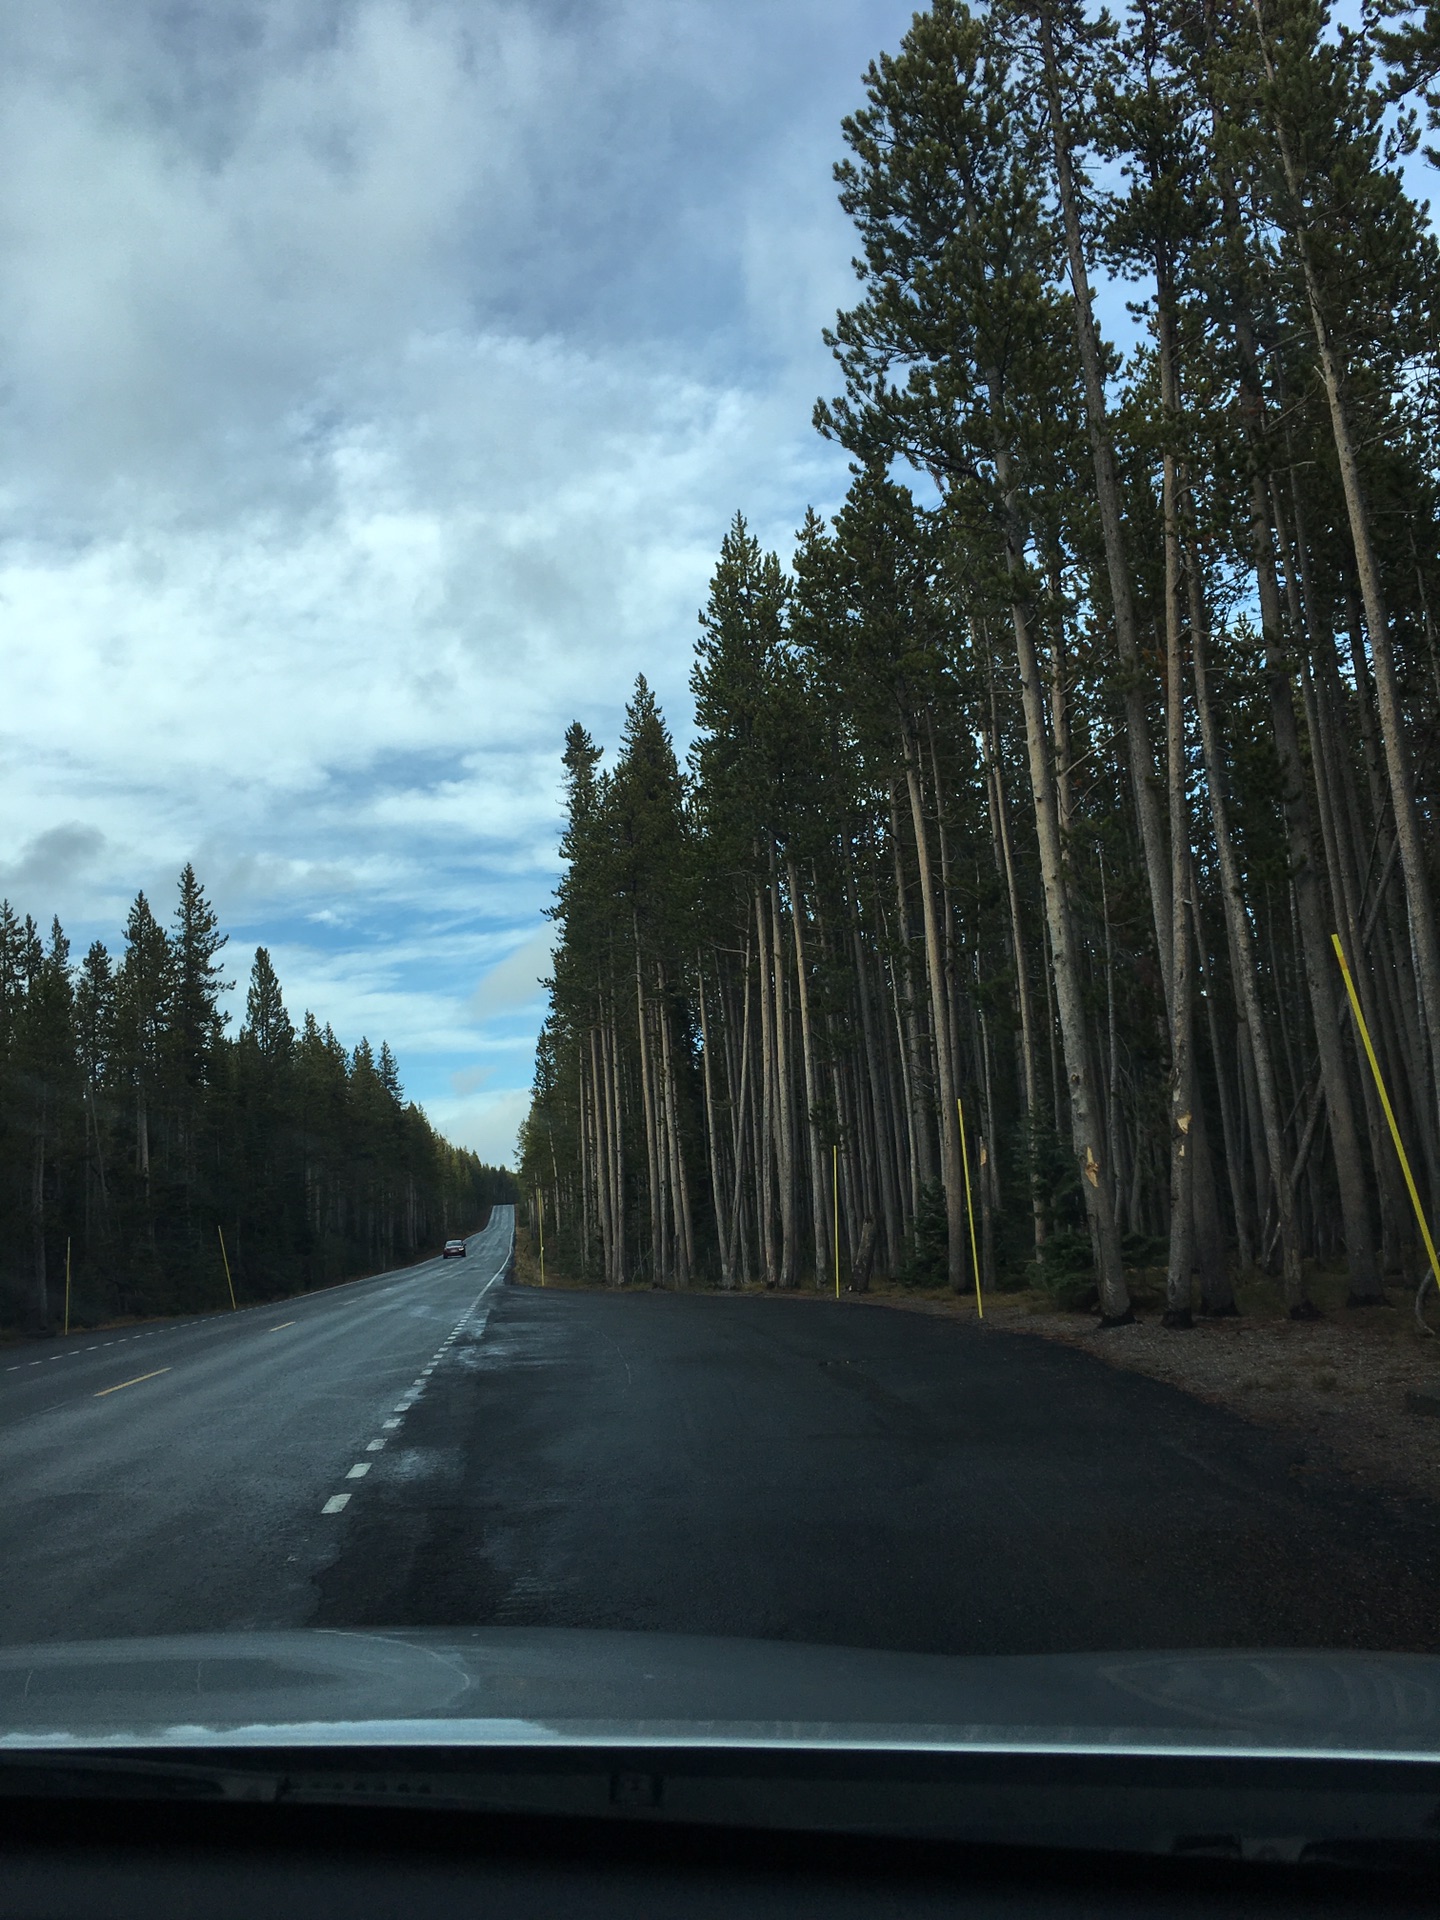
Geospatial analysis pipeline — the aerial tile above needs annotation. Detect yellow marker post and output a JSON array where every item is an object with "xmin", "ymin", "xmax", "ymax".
[
  {"xmin": 1332, "ymin": 933, "xmax": 1440, "ymax": 1291},
  {"xmin": 64, "ymin": 1237, "xmax": 72, "ymax": 1336},
  {"xmin": 217, "ymin": 1225, "xmax": 237, "ymax": 1311},
  {"xmin": 958, "ymin": 1096, "xmax": 983, "ymax": 1319},
  {"xmin": 833, "ymin": 1143, "xmax": 840, "ymax": 1298}
]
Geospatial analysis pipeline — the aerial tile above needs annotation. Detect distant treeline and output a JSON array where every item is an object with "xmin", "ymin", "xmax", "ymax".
[{"xmin": 0, "ymin": 865, "xmax": 515, "ymax": 1331}]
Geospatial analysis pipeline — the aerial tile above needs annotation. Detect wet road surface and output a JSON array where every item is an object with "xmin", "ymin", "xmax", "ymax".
[
  {"xmin": 7, "ymin": 1234, "xmax": 1439, "ymax": 1656},
  {"xmin": 313, "ymin": 1279, "xmax": 1440, "ymax": 1656},
  {"xmin": 0, "ymin": 1208, "xmax": 514, "ymax": 1645}
]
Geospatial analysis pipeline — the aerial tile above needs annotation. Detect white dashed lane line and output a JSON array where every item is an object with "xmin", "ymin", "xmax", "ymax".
[{"xmin": 317, "ymin": 1243, "xmax": 507, "ymax": 1515}]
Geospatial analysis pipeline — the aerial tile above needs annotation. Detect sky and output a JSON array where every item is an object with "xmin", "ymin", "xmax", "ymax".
[{"xmin": 0, "ymin": 0, "xmax": 925, "ymax": 1165}]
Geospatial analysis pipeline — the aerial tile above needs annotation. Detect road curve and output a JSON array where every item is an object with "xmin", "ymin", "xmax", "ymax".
[{"xmin": 0, "ymin": 1206, "xmax": 513, "ymax": 1646}]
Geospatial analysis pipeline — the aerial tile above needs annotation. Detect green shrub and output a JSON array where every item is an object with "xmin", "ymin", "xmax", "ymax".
[
  {"xmin": 898, "ymin": 1180, "xmax": 949, "ymax": 1288},
  {"xmin": 1031, "ymin": 1227, "xmax": 1096, "ymax": 1310},
  {"xmin": 1121, "ymin": 1230, "xmax": 1168, "ymax": 1269}
]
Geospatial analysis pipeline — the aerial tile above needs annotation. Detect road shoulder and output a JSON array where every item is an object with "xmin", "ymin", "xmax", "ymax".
[
  {"xmin": 512, "ymin": 1222, "xmax": 1440, "ymax": 1512},
  {"xmin": 813, "ymin": 1285, "xmax": 1440, "ymax": 1512}
]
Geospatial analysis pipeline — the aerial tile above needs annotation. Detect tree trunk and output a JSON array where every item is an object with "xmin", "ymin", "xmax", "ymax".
[
  {"xmin": 697, "ymin": 954, "xmax": 733, "ymax": 1287},
  {"xmin": 657, "ymin": 972, "xmax": 693, "ymax": 1286},
  {"xmin": 984, "ymin": 645, "xmax": 1044, "ymax": 1254},
  {"xmin": 888, "ymin": 789, "xmax": 936, "ymax": 1194},
  {"xmin": 902, "ymin": 724, "xmax": 966, "ymax": 1291},
  {"xmin": 1191, "ymin": 874, "xmax": 1253, "ymax": 1279},
  {"xmin": 730, "ymin": 946, "xmax": 756, "ymax": 1283},
  {"xmin": 1274, "ymin": 478, "xmax": 1415, "ymax": 1279},
  {"xmin": 988, "ymin": 417, "xmax": 1130, "ymax": 1323},
  {"xmin": 606, "ymin": 1009, "xmax": 626, "ymax": 1284},
  {"xmin": 32, "ymin": 1092, "xmax": 49, "ymax": 1330},
  {"xmin": 1158, "ymin": 293, "xmax": 1196, "ymax": 1329},
  {"xmin": 1254, "ymin": 7, "xmax": 1440, "ymax": 1111},
  {"xmin": 848, "ymin": 853, "xmax": 901, "ymax": 1271},
  {"xmin": 1040, "ymin": 8, "xmax": 1173, "ymax": 1014},
  {"xmin": 634, "ymin": 930, "xmax": 663, "ymax": 1283},
  {"xmin": 1254, "ymin": 480, "xmax": 1380, "ymax": 1305},
  {"xmin": 754, "ymin": 882, "xmax": 780, "ymax": 1287},
  {"xmin": 786, "ymin": 855, "xmax": 830, "ymax": 1288},
  {"xmin": 768, "ymin": 865, "xmax": 798, "ymax": 1288},
  {"xmin": 1195, "ymin": 610, "xmax": 1311, "ymax": 1304}
]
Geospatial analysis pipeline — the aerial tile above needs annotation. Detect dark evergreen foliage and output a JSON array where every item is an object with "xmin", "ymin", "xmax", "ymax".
[
  {"xmin": 521, "ymin": 0, "xmax": 1440, "ymax": 1317},
  {"xmin": 0, "ymin": 872, "xmax": 513, "ymax": 1331}
]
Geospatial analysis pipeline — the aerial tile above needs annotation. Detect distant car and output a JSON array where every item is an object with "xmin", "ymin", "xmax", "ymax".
[{"xmin": 442, "ymin": 1239, "xmax": 466, "ymax": 1259}]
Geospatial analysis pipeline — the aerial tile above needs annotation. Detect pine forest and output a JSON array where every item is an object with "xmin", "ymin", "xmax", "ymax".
[
  {"xmin": 0, "ymin": 865, "xmax": 513, "ymax": 1332},
  {"xmin": 520, "ymin": 0, "xmax": 1440, "ymax": 1327}
]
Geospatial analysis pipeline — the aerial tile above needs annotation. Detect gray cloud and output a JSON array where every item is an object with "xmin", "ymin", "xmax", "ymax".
[
  {"xmin": 467, "ymin": 927, "xmax": 552, "ymax": 1022},
  {"xmin": 0, "ymin": 0, "xmax": 919, "ymax": 1160},
  {"xmin": 0, "ymin": 823, "xmax": 107, "ymax": 899},
  {"xmin": 450, "ymin": 1061, "xmax": 495, "ymax": 1096}
]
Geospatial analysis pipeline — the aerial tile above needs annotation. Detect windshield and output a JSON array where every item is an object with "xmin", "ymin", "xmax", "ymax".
[{"xmin": 3, "ymin": 0, "xmax": 1440, "ymax": 1850}]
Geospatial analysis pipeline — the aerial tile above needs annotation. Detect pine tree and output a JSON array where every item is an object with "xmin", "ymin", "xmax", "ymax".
[
  {"xmin": 244, "ymin": 948, "xmax": 294, "ymax": 1067},
  {"xmin": 816, "ymin": 0, "xmax": 1132, "ymax": 1321},
  {"xmin": 522, "ymin": 0, "xmax": 1439, "ymax": 1342}
]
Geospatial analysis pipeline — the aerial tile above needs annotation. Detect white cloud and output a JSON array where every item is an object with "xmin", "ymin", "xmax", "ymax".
[
  {"xmin": 450, "ymin": 1062, "xmax": 496, "ymax": 1096},
  {"xmin": 468, "ymin": 927, "xmax": 553, "ymax": 1022},
  {"xmin": 422, "ymin": 1084, "xmax": 533, "ymax": 1166},
  {"xmin": 0, "ymin": 0, "xmax": 919, "ymax": 1164}
]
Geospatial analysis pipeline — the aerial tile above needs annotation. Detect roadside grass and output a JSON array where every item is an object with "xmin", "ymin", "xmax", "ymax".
[{"xmin": 512, "ymin": 1226, "xmax": 594, "ymax": 1291}]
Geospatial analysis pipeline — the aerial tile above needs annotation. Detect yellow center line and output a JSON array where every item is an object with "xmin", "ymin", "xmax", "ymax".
[
  {"xmin": 94, "ymin": 1368, "xmax": 171, "ymax": 1398},
  {"xmin": 268, "ymin": 1321, "xmax": 296, "ymax": 1332}
]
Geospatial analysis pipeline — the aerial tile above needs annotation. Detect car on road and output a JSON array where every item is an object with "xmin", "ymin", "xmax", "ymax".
[{"xmin": 441, "ymin": 1238, "xmax": 466, "ymax": 1258}]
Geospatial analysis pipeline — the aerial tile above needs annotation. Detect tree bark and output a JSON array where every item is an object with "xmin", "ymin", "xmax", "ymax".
[
  {"xmin": 1158, "ymin": 293, "xmax": 1196, "ymax": 1329},
  {"xmin": 902, "ymin": 723, "xmax": 966, "ymax": 1291},
  {"xmin": 989, "ymin": 417, "xmax": 1131, "ymax": 1323},
  {"xmin": 786, "ymin": 855, "xmax": 830, "ymax": 1288},
  {"xmin": 1039, "ymin": 8, "xmax": 1174, "ymax": 1015},
  {"xmin": 984, "ymin": 647, "xmax": 1044, "ymax": 1255},
  {"xmin": 754, "ymin": 883, "xmax": 780, "ymax": 1287},
  {"xmin": 697, "ymin": 954, "xmax": 733, "ymax": 1287},
  {"xmin": 1253, "ymin": 480, "xmax": 1380, "ymax": 1305},
  {"xmin": 1253, "ymin": 4, "xmax": 1440, "ymax": 1115},
  {"xmin": 1192, "ymin": 668, "xmax": 1299, "ymax": 1301},
  {"xmin": 657, "ymin": 969, "xmax": 693, "ymax": 1286},
  {"xmin": 768, "ymin": 865, "xmax": 798, "ymax": 1288}
]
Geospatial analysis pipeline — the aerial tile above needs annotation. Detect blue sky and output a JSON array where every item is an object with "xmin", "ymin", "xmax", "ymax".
[{"xmin": 0, "ymin": 0, "xmax": 928, "ymax": 1162}]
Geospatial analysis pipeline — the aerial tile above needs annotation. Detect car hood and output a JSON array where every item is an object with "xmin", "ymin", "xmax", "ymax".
[{"xmin": 1, "ymin": 1628, "xmax": 1439, "ymax": 1756}]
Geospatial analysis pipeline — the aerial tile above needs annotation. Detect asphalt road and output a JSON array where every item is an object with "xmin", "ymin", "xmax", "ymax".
[
  {"xmin": 6, "ymin": 1228, "xmax": 1440, "ymax": 1654},
  {"xmin": 314, "ymin": 1280, "xmax": 1440, "ymax": 1657},
  {"xmin": 0, "ymin": 1208, "xmax": 514, "ymax": 1646}
]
